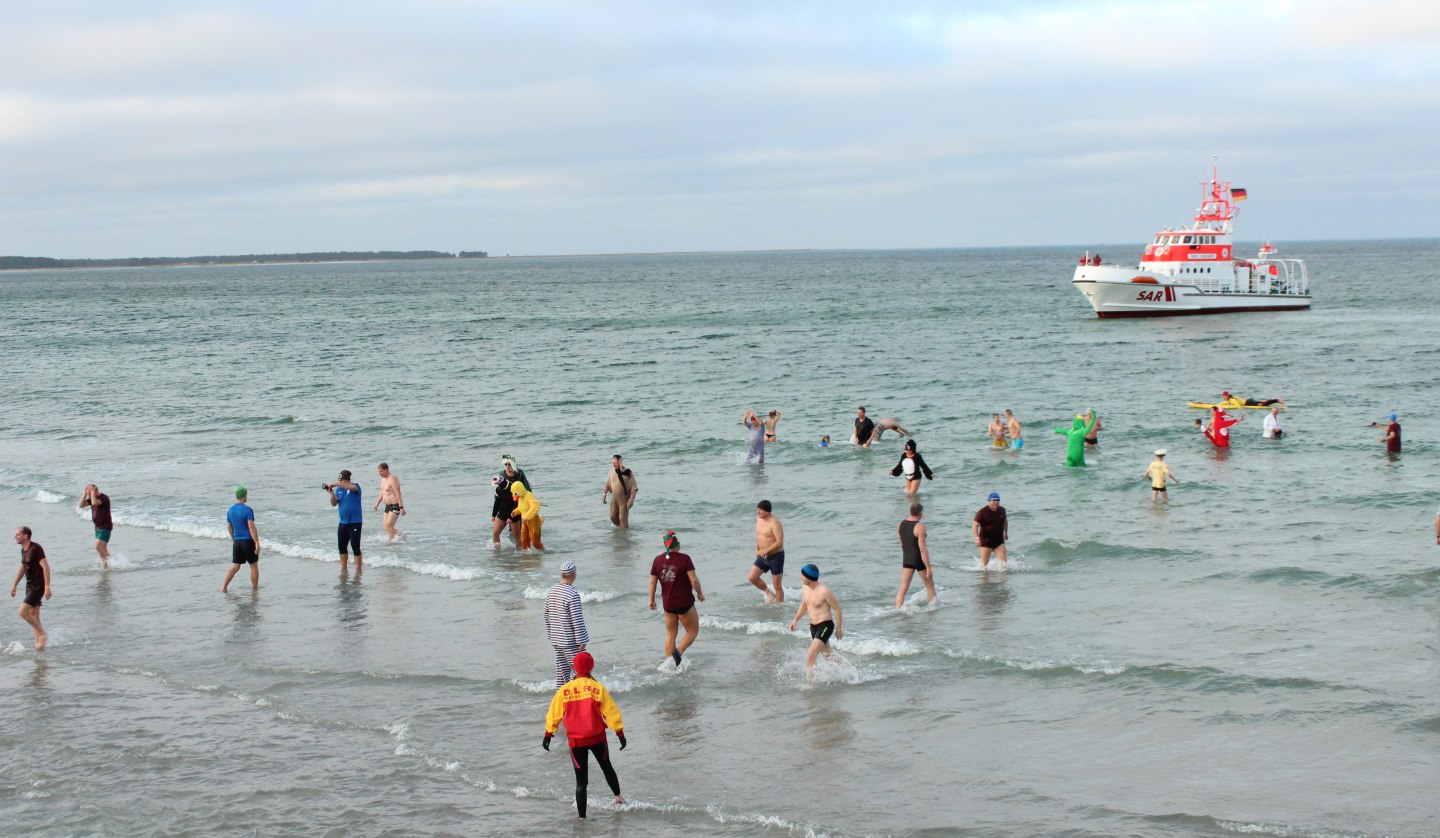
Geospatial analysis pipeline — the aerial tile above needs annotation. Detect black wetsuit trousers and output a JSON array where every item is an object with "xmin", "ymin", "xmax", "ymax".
[{"xmin": 570, "ymin": 742, "xmax": 621, "ymax": 818}]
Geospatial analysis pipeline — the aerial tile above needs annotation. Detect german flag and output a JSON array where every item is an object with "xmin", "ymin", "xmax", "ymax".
[{"xmin": 1230, "ymin": 188, "xmax": 1248, "ymax": 201}]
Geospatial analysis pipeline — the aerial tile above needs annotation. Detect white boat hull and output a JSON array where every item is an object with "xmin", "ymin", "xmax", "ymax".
[{"xmin": 1072, "ymin": 266, "xmax": 1310, "ymax": 319}]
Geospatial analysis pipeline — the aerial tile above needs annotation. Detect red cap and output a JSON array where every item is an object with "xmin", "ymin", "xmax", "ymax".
[{"xmin": 572, "ymin": 651, "xmax": 594, "ymax": 677}]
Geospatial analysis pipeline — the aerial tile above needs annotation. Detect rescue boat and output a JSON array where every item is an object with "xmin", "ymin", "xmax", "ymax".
[{"xmin": 1071, "ymin": 162, "xmax": 1310, "ymax": 318}]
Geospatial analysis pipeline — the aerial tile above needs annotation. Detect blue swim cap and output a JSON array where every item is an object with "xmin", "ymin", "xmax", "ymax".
[
  {"xmin": 988, "ymin": 491, "xmax": 1000, "ymax": 501},
  {"xmin": 1388, "ymin": 412, "xmax": 1397, "ymax": 421},
  {"xmin": 800, "ymin": 564, "xmax": 819, "ymax": 580}
]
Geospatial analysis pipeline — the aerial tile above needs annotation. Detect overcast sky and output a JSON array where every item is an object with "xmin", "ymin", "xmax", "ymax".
[{"xmin": 2, "ymin": 1, "xmax": 1437, "ymax": 257}]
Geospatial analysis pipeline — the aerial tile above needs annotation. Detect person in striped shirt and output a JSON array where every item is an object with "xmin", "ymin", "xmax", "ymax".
[{"xmin": 543, "ymin": 561, "xmax": 590, "ymax": 687}]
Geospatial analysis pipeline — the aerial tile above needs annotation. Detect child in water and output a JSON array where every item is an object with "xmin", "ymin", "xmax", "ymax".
[{"xmin": 819, "ymin": 436, "xmax": 830, "ymax": 448}]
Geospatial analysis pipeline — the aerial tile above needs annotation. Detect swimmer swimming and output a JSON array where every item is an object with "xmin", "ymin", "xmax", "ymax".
[{"xmin": 870, "ymin": 418, "xmax": 911, "ymax": 442}]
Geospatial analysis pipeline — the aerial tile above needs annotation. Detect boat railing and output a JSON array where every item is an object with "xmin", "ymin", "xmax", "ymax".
[{"xmin": 1258, "ymin": 258, "xmax": 1309, "ymax": 296}]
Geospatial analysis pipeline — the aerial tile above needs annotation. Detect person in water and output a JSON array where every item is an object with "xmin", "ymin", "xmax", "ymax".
[
  {"xmin": 789, "ymin": 563, "xmax": 843, "ymax": 680},
  {"xmin": 324, "ymin": 470, "xmax": 363, "ymax": 571},
  {"xmin": 743, "ymin": 410, "xmax": 765, "ymax": 464},
  {"xmin": 1263, "ymin": 407, "xmax": 1285, "ymax": 439},
  {"xmin": 1221, "ymin": 391, "xmax": 1284, "ymax": 407},
  {"xmin": 1084, "ymin": 416, "xmax": 1103, "ymax": 449},
  {"xmin": 374, "ymin": 462, "xmax": 406, "ymax": 542},
  {"xmin": 896, "ymin": 503, "xmax": 936, "ymax": 608},
  {"xmin": 1144, "ymin": 449, "xmax": 1179, "ymax": 502},
  {"xmin": 889, "ymin": 439, "xmax": 935, "ymax": 495},
  {"xmin": 1205, "ymin": 407, "xmax": 1242, "ymax": 448},
  {"xmin": 1004, "ymin": 409, "xmax": 1024, "ymax": 450},
  {"xmin": 222, "ymin": 486, "xmax": 260, "ymax": 593},
  {"xmin": 601, "ymin": 454, "xmax": 638, "ymax": 528},
  {"xmin": 542, "ymin": 651, "xmax": 626, "ymax": 819},
  {"xmin": 748, "ymin": 500, "xmax": 785, "ymax": 604},
  {"xmin": 1370, "ymin": 412, "xmax": 1401, "ymax": 454},
  {"xmin": 853, "ymin": 407, "xmax": 876, "ymax": 448},
  {"xmin": 871, "ymin": 417, "xmax": 911, "ymax": 442},
  {"xmin": 1055, "ymin": 409, "xmax": 1098, "ymax": 467},
  {"xmin": 11, "ymin": 526, "xmax": 52, "ymax": 651},
  {"xmin": 490, "ymin": 474, "xmax": 518, "ymax": 548},
  {"xmin": 819, "ymin": 435, "xmax": 831, "ymax": 449},
  {"xmin": 763, "ymin": 409, "xmax": 782, "ymax": 443},
  {"xmin": 648, "ymin": 530, "xmax": 704, "ymax": 667},
  {"xmin": 78, "ymin": 483, "xmax": 113, "ymax": 569},
  {"xmin": 972, "ymin": 492, "xmax": 1009, "ymax": 571},
  {"xmin": 988, "ymin": 414, "xmax": 1008, "ymax": 448}
]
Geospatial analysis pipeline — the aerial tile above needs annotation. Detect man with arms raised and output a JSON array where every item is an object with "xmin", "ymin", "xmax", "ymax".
[
  {"xmin": 649, "ymin": 530, "xmax": 705, "ymax": 668},
  {"xmin": 747, "ymin": 500, "xmax": 785, "ymax": 603},
  {"xmin": 324, "ymin": 469, "xmax": 364, "ymax": 571},
  {"xmin": 78, "ymin": 483, "xmax": 113, "ymax": 569},
  {"xmin": 373, "ymin": 462, "xmax": 406, "ymax": 542}
]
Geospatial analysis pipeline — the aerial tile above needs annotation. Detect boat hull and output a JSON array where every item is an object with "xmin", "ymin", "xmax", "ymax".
[{"xmin": 1073, "ymin": 266, "xmax": 1310, "ymax": 318}]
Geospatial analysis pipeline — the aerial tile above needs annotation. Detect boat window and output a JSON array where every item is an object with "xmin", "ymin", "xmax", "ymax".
[{"xmin": 1182, "ymin": 236, "xmax": 1192, "ymax": 244}]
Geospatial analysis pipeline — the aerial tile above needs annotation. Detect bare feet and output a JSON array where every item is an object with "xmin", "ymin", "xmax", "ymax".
[{"xmin": 35, "ymin": 632, "xmax": 47, "ymax": 651}]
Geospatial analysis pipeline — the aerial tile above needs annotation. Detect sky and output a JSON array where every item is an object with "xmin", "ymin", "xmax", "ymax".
[{"xmin": 2, "ymin": 1, "xmax": 1438, "ymax": 258}]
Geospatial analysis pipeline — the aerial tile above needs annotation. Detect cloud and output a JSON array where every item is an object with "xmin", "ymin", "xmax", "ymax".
[{"xmin": 1, "ymin": 1, "xmax": 1437, "ymax": 256}]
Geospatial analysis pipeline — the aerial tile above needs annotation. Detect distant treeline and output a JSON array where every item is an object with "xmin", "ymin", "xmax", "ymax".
[{"xmin": 0, "ymin": 250, "xmax": 488, "ymax": 270}]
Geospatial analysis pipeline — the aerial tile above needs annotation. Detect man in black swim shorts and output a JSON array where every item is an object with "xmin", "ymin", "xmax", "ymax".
[
  {"xmin": 789, "ymin": 564, "xmax": 843, "ymax": 679},
  {"xmin": 11, "ymin": 526, "xmax": 52, "ymax": 650},
  {"xmin": 747, "ymin": 500, "xmax": 785, "ymax": 604}
]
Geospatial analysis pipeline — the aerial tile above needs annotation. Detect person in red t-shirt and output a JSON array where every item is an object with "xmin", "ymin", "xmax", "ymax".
[
  {"xmin": 1371, "ymin": 412, "xmax": 1402, "ymax": 454},
  {"xmin": 648, "ymin": 530, "xmax": 705, "ymax": 668}
]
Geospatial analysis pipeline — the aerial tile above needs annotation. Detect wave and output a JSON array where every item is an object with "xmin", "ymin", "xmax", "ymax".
[
  {"xmin": 943, "ymin": 647, "xmax": 1128, "ymax": 676},
  {"xmin": 699, "ymin": 616, "xmax": 790, "ymax": 636},
  {"xmin": 522, "ymin": 586, "xmax": 625, "ymax": 604},
  {"xmin": 34, "ymin": 490, "xmax": 66, "ymax": 504}
]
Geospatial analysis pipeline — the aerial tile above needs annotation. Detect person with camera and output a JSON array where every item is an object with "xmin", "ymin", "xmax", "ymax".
[{"xmin": 323, "ymin": 469, "xmax": 364, "ymax": 571}]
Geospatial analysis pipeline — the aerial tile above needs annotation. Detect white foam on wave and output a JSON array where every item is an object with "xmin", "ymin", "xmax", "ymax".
[
  {"xmin": 778, "ymin": 652, "xmax": 888, "ymax": 688},
  {"xmin": 699, "ymin": 615, "xmax": 789, "ymax": 636},
  {"xmin": 957, "ymin": 557, "xmax": 1032, "ymax": 572},
  {"xmin": 508, "ymin": 679, "xmax": 553, "ymax": 694},
  {"xmin": 34, "ymin": 490, "xmax": 65, "ymax": 504},
  {"xmin": 832, "ymin": 636, "xmax": 921, "ymax": 657},
  {"xmin": 521, "ymin": 586, "xmax": 624, "ymax": 603},
  {"xmin": 4, "ymin": 641, "xmax": 27, "ymax": 656},
  {"xmin": 943, "ymin": 647, "xmax": 1127, "ymax": 675},
  {"xmin": 106, "ymin": 553, "xmax": 137, "ymax": 570},
  {"xmin": 95, "ymin": 509, "xmax": 500, "ymax": 582}
]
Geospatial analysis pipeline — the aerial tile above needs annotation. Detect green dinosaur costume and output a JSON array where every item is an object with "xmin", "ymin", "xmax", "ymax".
[{"xmin": 1054, "ymin": 410, "xmax": 1098, "ymax": 468}]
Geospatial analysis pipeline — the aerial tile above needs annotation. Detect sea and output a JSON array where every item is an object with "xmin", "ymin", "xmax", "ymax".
[{"xmin": 1, "ymin": 241, "xmax": 1437, "ymax": 837}]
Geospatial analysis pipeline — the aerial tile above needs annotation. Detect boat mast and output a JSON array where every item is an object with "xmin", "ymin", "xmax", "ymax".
[{"xmin": 1194, "ymin": 155, "xmax": 1236, "ymax": 235}]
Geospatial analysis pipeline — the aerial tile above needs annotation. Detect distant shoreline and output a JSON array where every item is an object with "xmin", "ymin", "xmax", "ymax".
[{"xmin": 0, "ymin": 250, "xmax": 488, "ymax": 271}]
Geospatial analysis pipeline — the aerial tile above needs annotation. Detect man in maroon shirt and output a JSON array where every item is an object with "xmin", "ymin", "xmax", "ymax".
[
  {"xmin": 648, "ymin": 530, "xmax": 705, "ymax": 669},
  {"xmin": 78, "ymin": 484, "xmax": 113, "ymax": 569},
  {"xmin": 11, "ymin": 526, "xmax": 52, "ymax": 650},
  {"xmin": 1372, "ymin": 412, "xmax": 1402, "ymax": 454}
]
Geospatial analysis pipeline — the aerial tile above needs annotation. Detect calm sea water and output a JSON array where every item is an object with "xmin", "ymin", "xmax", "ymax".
[{"xmin": 1, "ymin": 242, "xmax": 1437, "ymax": 837}]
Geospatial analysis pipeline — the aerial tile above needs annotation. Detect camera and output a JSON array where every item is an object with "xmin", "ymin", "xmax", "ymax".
[{"xmin": 321, "ymin": 482, "xmax": 331, "ymax": 491}]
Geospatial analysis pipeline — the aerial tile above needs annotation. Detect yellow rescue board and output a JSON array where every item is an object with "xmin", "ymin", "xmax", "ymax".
[{"xmin": 1187, "ymin": 401, "xmax": 1282, "ymax": 410}]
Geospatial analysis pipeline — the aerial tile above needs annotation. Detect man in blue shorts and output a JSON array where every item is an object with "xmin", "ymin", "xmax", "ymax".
[
  {"xmin": 222, "ymin": 486, "xmax": 260, "ymax": 593},
  {"xmin": 746, "ymin": 499, "xmax": 785, "ymax": 604},
  {"xmin": 325, "ymin": 470, "xmax": 363, "ymax": 571}
]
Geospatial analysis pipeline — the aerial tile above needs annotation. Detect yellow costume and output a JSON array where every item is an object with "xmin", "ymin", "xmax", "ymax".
[{"xmin": 512, "ymin": 482, "xmax": 545, "ymax": 550}]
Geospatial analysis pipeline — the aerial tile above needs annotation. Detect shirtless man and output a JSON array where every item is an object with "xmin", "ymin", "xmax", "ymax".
[
  {"xmin": 871, "ymin": 418, "xmax": 912, "ymax": 442},
  {"xmin": 763, "ymin": 410, "xmax": 782, "ymax": 444},
  {"xmin": 748, "ymin": 500, "xmax": 785, "ymax": 604},
  {"xmin": 789, "ymin": 563, "xmax": 842, "ymax": 679},
  {"xmin": 988, "ymin": 414, "xmax": 1007, "ymax": 448},
  {"xmin": 373, "ymin": 463, "xmax": 406, "ymax": 542},
  {"xmin": 1004, "ymin": 409, "xmax": 1024, "ymax": 450}
]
